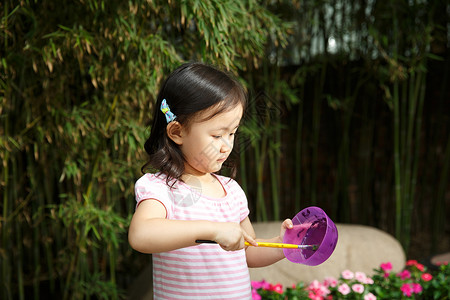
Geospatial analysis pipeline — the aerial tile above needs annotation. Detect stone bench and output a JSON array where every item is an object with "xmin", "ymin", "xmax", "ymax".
[{"xmin": 249, "ymin": 222, "xmax": 406, "ymax": 286}]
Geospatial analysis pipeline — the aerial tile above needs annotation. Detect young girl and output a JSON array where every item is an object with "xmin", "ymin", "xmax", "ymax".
[{"xmin": 128, "ymin": 62, "xmax": 293, "ymax": 299}]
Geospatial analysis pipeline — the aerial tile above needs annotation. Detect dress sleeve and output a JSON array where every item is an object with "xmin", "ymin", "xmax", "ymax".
[
  {"xmin": 239, "ymin": 191, "xmax": 250, "ymax": 222},
  {"xmin": 134, "ymin": 174, "xmax": 172, "ymax": 218},
  {"xmin": 229, "ymin": 179, "xmax": 250, "ymax": 222}
]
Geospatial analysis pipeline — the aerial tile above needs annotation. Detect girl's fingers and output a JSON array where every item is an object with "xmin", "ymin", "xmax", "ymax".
[
  {"xmin": 282, "ymin": 218, "xmax": 293, "ymax": 229},
  {"xmin": 280, "ymin": 219, "xmax": 293, "ymax": 240},
  {"xmin": 242, "ymin": 230, "xmax": 258, "ymax": 247}
]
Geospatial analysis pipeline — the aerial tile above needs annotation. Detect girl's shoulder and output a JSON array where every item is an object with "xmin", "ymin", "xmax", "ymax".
[
  {"xmin": 134, "ymin": 172, "xmax": 175, "ymax": 202},
  {"xmin": 135, "ymin": 172, "xmax": 169, "ymax": 187}
]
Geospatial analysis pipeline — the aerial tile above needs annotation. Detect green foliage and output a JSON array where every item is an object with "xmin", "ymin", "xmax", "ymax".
[{"xmin": 1, "ymin": 0, "xmax": 290, "ymax": 298}]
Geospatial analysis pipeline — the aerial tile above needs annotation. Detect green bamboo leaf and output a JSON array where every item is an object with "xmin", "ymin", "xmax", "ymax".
[
  {"xmin": 426, "ymin": 53, "xmax": 444, "ymax": 61},
  {"xmin": 7, "ymin": 137, "xmax": 21, "ymax": 149},
  {"xmin": 2, "ymin": 58, "xmax": 8, "ymax": 69},
  {"xmin": 58, "ymin": 24, "xmax": 73, "ymax": 32},
  {"xmin": 91, "ymin": 225, "xmax": 101, "ymax": 241}
]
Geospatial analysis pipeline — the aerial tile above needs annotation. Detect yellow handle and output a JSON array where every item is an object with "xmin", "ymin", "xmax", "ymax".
[
  {"xmin": 245, "ymin": 241, "xmax": 313, "ymax": 249},
  {"xmin": 195, "ymin": 239, "xmax": 317, "ymax": 250}
]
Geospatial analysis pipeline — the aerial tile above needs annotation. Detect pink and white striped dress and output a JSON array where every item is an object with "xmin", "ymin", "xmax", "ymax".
[{"xmin": 135, "ymin": 172, "xmax": 252, "ymax": 300}]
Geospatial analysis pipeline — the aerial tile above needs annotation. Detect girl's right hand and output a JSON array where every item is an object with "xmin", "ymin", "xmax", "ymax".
[{"xmin": 213, "ymin": 222, "xmax": 257, "ymax": 251}]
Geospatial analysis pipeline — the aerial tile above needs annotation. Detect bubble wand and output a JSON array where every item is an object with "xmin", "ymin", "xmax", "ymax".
[
  {"xmin": 198, "ymin": 206, "xmax": 338, "ymax": 266},
  {"xmin": 195, "ymin": 239, "xmax": 319, "ymax": 251}
]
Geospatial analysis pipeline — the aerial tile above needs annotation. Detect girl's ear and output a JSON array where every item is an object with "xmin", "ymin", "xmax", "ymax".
[{"xmin": 166, "ymin": 121, "xmax": 183, "ymax": 145}]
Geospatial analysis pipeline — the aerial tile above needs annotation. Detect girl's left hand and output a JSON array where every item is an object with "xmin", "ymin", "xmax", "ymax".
[{"xmin": 279, "ymin": 219, "xmax": 293, "ymax": 242}]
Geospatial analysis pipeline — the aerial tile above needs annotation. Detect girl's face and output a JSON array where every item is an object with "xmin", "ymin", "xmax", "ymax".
[{"xmin": 179, "ymin": 103, "xmax": 243, "ymax": 176}]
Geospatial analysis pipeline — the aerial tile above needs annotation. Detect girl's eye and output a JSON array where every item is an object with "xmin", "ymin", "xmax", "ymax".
[{"xmin": 213, "ymin": 135, "xmax": 222, "ymax": 139}]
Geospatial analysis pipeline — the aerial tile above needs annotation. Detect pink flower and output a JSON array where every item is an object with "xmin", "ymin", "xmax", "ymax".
[
  {"xmin": 308, "ymin": 280, "xmax": 322, "ymax": 290},
  {"xmin": 400, "ymin": 283, "xmax": 413, "ymax": 297},
  {"xmin": 307, "ymin": 280, "xmax": 330, "ymax": 297},
  {"xmin": 251, "ymin": 280, "xmax": 269, "ymax": 290},
  {"xmin": 269, "ymin": 283, "xmax": 283, "ymax": 294},
  {"xmin": 380, "ymin": 262, "xmax": 392, "ymax": 272},
  {"xmin": 251, "ymin": 289, "xmax": 261, "ymax": 300},
  {"xmin": 364, "ymin": 277, "xmax": 374, "ymax": 284},
  {"xmin": 416, "ymin": 263, "xmax": 425, "ymax": 272},
  {"xmin": 338, "ymin": 283, "xmax": 351, "ymax": 295},
  {"xmin": 412, "ymin": 283, "xmax": 422, "ymax": 294},
  {"xmin": 308, "ymin": 292, "xmax": 323, "ymax": 300},
  {"xmin": 251, "ymin": 281, "xmax": 261, "ymax": 289},
  {"xmin": 406, "ymin": 260, "xmax": 425, "ymax": 272},
  {"xmin": 352, "ymin": 283, "xmax": 365, "ymax": 294},
  {"xmin": 320, "ymin": 285, "xmax": 330, "ymax": 295},
  {"xmin": 421, "ymin": 273, "xmax": 433, "ymax": 281},
  {"xmin": 364, "ymin": 292, "xmax": 377, "ymax": 300},
  {"xmin": 323, "ymin": 277, "xmax": 338, "ymax": 288},
  {"xmin": 400, "ymin": 282, "xmax": 423, "ymax": 296},
  {"xmin": 406, "ymin": 260, "xmax": 418, "ymax": 266},
  {"xmin": 341, "ymin": 270, "xmax": 354, "ymax": 280},
  {"xmin": 397, "ymin": 269, "xmax": 411, "ymax": 280},
  {"xmin": 355, "ymin": 271, "xmax": 367, "ymax": 283}
]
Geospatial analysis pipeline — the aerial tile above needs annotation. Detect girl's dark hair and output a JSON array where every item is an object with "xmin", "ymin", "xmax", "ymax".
[{"xmin": 141, "ymin": 62, "xmax": 247, "ymax": 184}]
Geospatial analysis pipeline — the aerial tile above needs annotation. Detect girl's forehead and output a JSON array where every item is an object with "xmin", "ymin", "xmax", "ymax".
[
  {"xmin": 195, "ymin": 102, "xmax": 243, "ymax": 122},
  {"xmin": 184, "ymin": 103, "xmax": 243, "ymax": 132}
]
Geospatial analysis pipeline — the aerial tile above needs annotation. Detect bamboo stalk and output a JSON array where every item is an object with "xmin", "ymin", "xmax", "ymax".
[
  {"xmin": 92, "ymin": 245, "xmax": 99, "ymax": 282},
  {"xmin": 109, "ymin": 245, "xmax": 117, "ymax": 300},
  {"xmin": 255, "ymin": 138, "xmax": 267, "ymax": 221},
  {"xmin": 339, "ymin": 92, "xmax": 357, "ymax": 222},
  {"xmin": 239, "ymin": 134, "xmax": 248, "ymax": 193},
  {"xmin": 260, "ymin": 116, "xmax": 269, "ymax": 221},
  {"xmin": 268, "ymin": 64, "xmax": 280, "ymax": 220},
  {"xmin": 25, "ymin": 150, "xmax": 41, "ymax": 300},
  {"xmin": 269, "ymin": 150, "xmax": 279, "ymax": 220},
  {"xmin": 358, "ymin": 93, "xmax": 375, "ymax": 224},
  {"xmin": 310, "ymin": 64, "xmax": 327, "ymax": 205},
  {"xmin": 408, "ymin": 70, "xmax": 426, "ymax": 251},
  {"xmin": 42, "ymin": 166, "xmax": 55, "ymax": 293},
  {"xmin": 294, "ymin": 86, "xmax": 304, "ymax": 213},
  {"xmin": 391, "ymin": 3, "xmax": 403, "ymax": 243},
  {"xmin": 393, "ymin": 80, "xmax": 402, "ymax": 242},
  {"xmin": 63, "ymin": 231, "xmax": 80, "ymax": 300},
  {"xmin": 2, "ymin": 150, "xmax": 11, "ymax": 300},
  {"xmin": 402, "ymin": 70, "xmax": 424, "ymax": 251},
  {"xmin": 11, "ymin": 156, "xmax": 24, "ymax": 300},
  {"xmin": 433, "ymin": 136, "xmax": 450, "ymax": 251},
  {"xmin": 15, "ymin": 214, "xmax": 24, "ymax": 300}
]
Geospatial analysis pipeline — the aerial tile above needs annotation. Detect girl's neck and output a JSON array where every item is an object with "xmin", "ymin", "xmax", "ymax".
[
  {"xmin": 181, "ymin": 172, "xmax": 226, "ymax": 198},
  {"xmin": 181, "ymin": 172, "xmax": 214, "ymax": 185}
]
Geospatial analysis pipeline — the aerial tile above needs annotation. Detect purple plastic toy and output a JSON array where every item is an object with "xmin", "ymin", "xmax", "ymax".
[{"xmin": 283, "ymin": 206, "xmax": 338, "ymax": 266}]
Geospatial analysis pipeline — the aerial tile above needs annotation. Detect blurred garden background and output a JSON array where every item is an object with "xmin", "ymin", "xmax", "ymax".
[{"xmin": 1, "ymin": 0, "xmax": 449, "ymax": 299}]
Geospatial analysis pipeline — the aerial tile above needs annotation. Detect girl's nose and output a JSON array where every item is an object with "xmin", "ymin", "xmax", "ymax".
[{"xmin": 220, "ymin": 136, "xmax": 233, "ymax": 153}]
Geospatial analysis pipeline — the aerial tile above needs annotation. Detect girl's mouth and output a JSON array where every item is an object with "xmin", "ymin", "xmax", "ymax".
[{"xmin": 217, "ymin": 157, "xmax": 227, "ymax": 163}]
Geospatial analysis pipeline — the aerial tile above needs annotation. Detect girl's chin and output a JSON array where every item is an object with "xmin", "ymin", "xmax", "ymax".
[
  {"xmin": 207, "ymin": 161, "xmax": 224, "ymax": 173},
  {"xmin": 185, "ymin": 162, "xmax": 223, "ymax": 175}
]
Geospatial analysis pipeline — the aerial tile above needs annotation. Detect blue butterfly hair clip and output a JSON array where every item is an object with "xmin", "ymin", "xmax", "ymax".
[{"xmin": 160, "ymin": 99, "xmax": 177, "ymax": 123}]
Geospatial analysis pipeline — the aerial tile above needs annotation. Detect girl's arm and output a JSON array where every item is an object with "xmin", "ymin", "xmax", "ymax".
[
  {"xmin": 128, "ymin": 199, "xmax": 257, "ymax": 253},
  {"xmin": 241, "ymin": 217, "xmax": 293, "ymax": 268}
]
